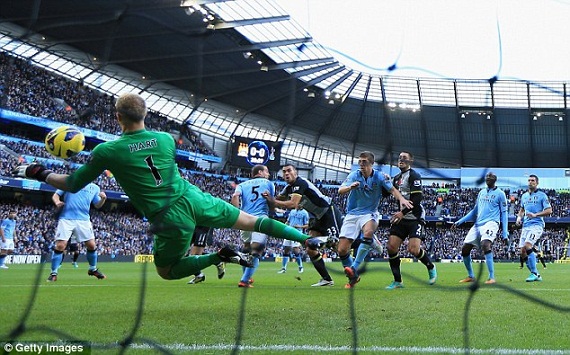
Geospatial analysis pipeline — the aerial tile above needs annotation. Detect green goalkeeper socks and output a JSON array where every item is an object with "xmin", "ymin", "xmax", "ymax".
[
  {"xmin": 168, "ymin": 253, "xmax": 221, "ymax": 280},
  {"xmin": 254, "ymin": 217, "xmax": 309, "ymax": 243}
]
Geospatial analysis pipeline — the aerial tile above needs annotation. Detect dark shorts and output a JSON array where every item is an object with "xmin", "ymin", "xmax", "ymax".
[
  {"xmin": 308, "ymin": 205, "xmax": 343, "ymax": 238},
  {"xmin": 191, "ymin": 226, "xmax": 213, "ymax": 248},
  {"xmin": 67, "ymin": 242, "xmax": 79, "ymax": 252},
  {"xmin": 389, "ymin": 219, "xmax": 425, "ymax": 241},
  {"xmin": 152, "ymin": 184, "xmax": 240, "ymax": 268}
]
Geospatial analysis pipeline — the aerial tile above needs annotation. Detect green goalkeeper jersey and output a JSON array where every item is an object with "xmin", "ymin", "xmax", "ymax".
[{"xmin": 66, "ymin": 129, "xmax": 188, "ymax": 221}]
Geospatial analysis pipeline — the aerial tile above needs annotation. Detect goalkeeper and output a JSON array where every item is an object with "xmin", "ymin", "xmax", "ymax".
[{"xmin": 14, "ymin": 93, "xmax": 312, "ymax": 280}]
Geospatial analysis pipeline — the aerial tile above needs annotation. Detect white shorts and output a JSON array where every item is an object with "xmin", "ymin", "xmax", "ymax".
[
  {"xmin": 55, "ymin": 219, "xmax": 95, "ymax": 243},
  {"xmin": 240, "ymin": 231, "xmax": 268, "ymax": 245},
  {"xmin": 340, "ymin": 212, "xmax": 380, "ymax": 241},
  {"xmin": 518, "ymin": 225, "xmax": 544, "ymax": 248},
  {"xmin": 464, "ymin": 221, "xmax": 499, "ymax": 247},
  {"xmin": 1, "ymin": 240, "xmax": 15, "ymax": 250},
  {"xmin": 282, "ymin": 239, "xmax": 302, "ymax": 248}
]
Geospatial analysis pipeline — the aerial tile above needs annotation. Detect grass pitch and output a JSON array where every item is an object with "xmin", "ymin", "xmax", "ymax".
[{"xmin": 1, "ymin": 260, "xmax": 569, "ymax": 354}]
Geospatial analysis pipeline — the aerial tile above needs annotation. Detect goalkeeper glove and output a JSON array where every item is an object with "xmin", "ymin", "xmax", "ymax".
[{"xmin": 13, "ymin": 164, "xmax": 54, "ymax": 182}]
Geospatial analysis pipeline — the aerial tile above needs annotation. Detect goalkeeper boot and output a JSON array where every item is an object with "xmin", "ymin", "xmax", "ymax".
[
  {"xmin": 525, "ymin": 273, "xmax": 539, "ymax": 282},
  {"xmin": 216, "ymin": 262, "xmax": 226, "ymax": 279},
  {"xmin": 188, "ymin": 274, "xmax": 206, "ymax": 284},
  {"xmin": 88, "ymin": 268, "xmax": 106, "ymax": 279},
  {"xmin": 218, "ymin": 246, "xmax": 253, "ymax": 267}
]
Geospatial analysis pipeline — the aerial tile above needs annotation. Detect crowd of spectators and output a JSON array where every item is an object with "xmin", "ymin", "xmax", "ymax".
[
  {"xmin": 0, "ymin": 52, "xmax": 216, "ymax": 156},
  {"xmin": 1, "ymin": 52, "xmax": 569, "ymax": 263}
]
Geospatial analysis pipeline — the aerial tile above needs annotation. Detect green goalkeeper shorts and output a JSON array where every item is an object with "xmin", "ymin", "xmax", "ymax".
[{"xmin": 152, "ymin": 184, "xmax": 240, "ymax": 267}]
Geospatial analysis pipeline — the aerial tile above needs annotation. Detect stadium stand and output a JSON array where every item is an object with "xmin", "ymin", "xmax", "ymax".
[{"xmin": 1, "ymin": 52, "xmax": 569, "ymax": 263}]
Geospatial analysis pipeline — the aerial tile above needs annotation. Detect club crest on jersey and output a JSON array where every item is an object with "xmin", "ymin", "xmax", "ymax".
[
  {"xmin": 413, "ymin": 180, "xmax": 422, "ymax": 187},
  {"xmin": 292, "ymin": 186, "xmax": 300, "ymax": 192}
]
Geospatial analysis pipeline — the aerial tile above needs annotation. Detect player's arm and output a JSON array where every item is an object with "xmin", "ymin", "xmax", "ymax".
[
  {"xmin": 231, "ymin": 187, "xmax": 242, "ymax": 208},
  {"xmin": 397, "ymin": 188, "xmax": 417, "ymax": 213},
  {"xmin": 339, "ymin": 175, "xmax": 358, "ymax": 195},
  {"xmin": 0, "ymin": 224, "xmax": 5, "ymax": 243},
  {"xmin": 389, "ymin": 187, "xmax": 415, "ymax": 223},
  {"xmin": 453, "ymin": 205, "xmax": 478, "ymax": 228},
  {"xmin": 500, "ymin": 193, "xmax": 509, "ymax": 239},
  {"xmin": 285, "ymin": 212, "xmax": 292, "ymax": 225},
  {"xmin": 265, "ymin": 193, "xmax": 302, "ymax": 210},
  {"xmin": 300, "ymin": 212, "xmax": 309, "ymax": 229},
  {"xmin": 528, "ymin": 196, "xmax": 552, "ymax": 218},
  {"xmin": 527, "ymin": 207, "xmax": 552, "ymax": 219},
  {"xmin": 266, "ymin": 183, "xmax": 276, "ymax": 214},
  {"xmin": 52, "ymin": 191, "xmax": 65, "ymax": 209},
  {"xmin": 516, "ymin": 205, "xmax": 525, "ymax": 226},
  {"xmin": 15, "ymin": 148, "xmax": 106, "ymax": 192},
  {"xmin": 93, "ymin": 191, "xmax": 107, "ymax": 209}
]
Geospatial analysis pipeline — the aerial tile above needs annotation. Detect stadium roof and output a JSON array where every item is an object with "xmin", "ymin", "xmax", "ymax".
[{"xmin": 1, "ymin": 0, "xmax": 569, "ymax": 169}]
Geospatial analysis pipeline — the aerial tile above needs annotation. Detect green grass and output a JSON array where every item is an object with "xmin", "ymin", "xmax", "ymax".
[{"xmin": 1, "ymin": 261, "xmax": 569, "ymax": 354}]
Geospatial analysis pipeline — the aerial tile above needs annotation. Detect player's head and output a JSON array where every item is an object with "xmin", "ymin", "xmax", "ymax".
[
  {"xmin": 358, "ymin": 151, "xmax": 375, "ymax": 174},
  {"xmin": 281, "ymin": 164, "xmax": 298, "ymax": 184},
  {"xmin": 485, "ymin": 172, "xmax": 497, "ymax": 188},
  {"xmin": 397, "ymin": 151, "xmax": 413, "ymax": 171},
  {"xmin": 8, "ymin": 210, "xmax": 17, "ymax": 219},
  {"xmin": 115, "ymin": 93, "xmax": 147, "ymax": 126},
  {"xmin": 252, "ymin": 164, "xmax": 269, "ymax": 178},
  {"xmin": 528, "ymin": 174, "xmax": 539, "ymax": 190}
]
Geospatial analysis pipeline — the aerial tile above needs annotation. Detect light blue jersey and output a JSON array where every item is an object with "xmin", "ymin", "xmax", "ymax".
[
  {"xmin": 287, "ymin": 208, "xmax": 309, "ymax": 230},
  {"xmin": 456, "ymin": 186, "xmax": 509, "ymax": 237},
  {"xmin": 1, "ymin": 218, "xmax": 16, "ymax": 240},
  {"xmin": 520, "ymin": 190, "xmax": 551, "ymax": 228},
  {"xmin": 235, "ymin": 177, "xmax": 275, "ymax": 217},
  {"xmin": 56, "ymin": 183, "xmax": 102, "ymax": 221},
  {"xmin": 342, "ymin": 170, "xmax": 393, "ymax": 215}
]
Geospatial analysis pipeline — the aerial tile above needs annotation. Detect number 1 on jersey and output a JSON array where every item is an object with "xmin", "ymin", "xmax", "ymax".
[{"xmin": 144, "ymin": 155, "xmax": 163, "ymax": 186}]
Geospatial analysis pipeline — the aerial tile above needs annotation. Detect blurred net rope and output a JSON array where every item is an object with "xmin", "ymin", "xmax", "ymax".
[{"xmin": 1, "ymin": 1, "xmax": 570, "ymax": 354}]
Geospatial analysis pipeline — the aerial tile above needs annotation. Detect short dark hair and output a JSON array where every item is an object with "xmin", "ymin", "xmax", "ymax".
[
  {"xmin": 281, "ymin": 164, "xmax": 296, "ymax": 171},
  {"xmin": 529, "ymin": 174, "xmax": 539, "ymax": 183},
  {"xmin": 251, "ymin": 164, "xmax": 267, "ymax": 177},
  {"xmin": 400, "ymin": 151, "xmax": 413, "ymax": 160},
  {"xmin": 115, "ymin": 93, "xmax": 147, "ymax": 123},
  {"xmin": 359, "ymin": 151, "xmax": 375, "ymax": 164}
]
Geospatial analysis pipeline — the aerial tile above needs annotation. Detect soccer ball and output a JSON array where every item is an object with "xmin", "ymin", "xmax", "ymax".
[{"xmin": 45, "ymin": 126, "xmax": 85, "ymax": 159}]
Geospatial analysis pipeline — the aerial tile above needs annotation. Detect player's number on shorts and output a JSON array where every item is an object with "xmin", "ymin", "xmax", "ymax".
[
  {"xmin": 327, "ymin": 226, "xmax": 338, "ymax": 238},
  {"xmin": 144, "ymin": 155, "xmax": 163, "ymax": 186},
  {"xmin": 250, "ymin": 185, "xmax": 260, "ymax": 202}
]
